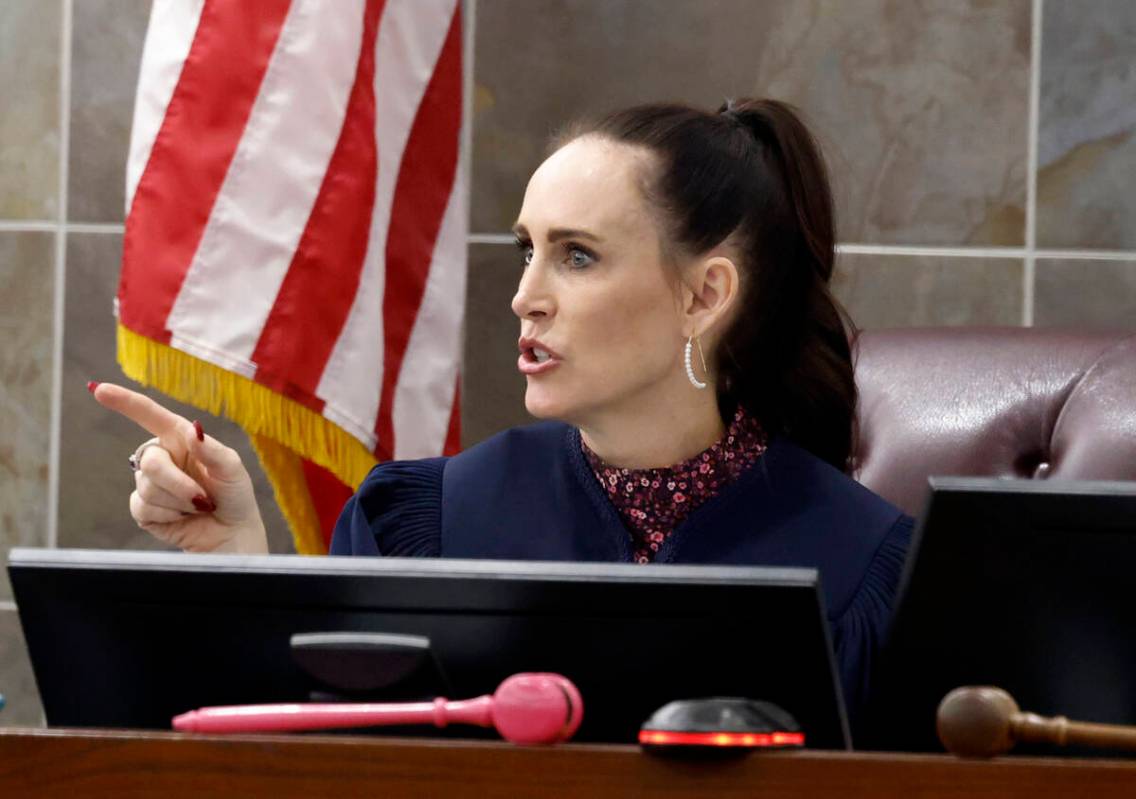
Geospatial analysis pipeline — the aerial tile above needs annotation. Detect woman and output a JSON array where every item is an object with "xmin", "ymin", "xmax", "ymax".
[{"xmin": 93, "ymin": 98, "xmax": 913, "ymax": 715}]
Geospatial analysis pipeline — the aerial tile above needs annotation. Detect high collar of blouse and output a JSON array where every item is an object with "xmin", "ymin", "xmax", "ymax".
[{"xmin": 581, "ymin": 407, "xmax": 769, "ymax": 563}]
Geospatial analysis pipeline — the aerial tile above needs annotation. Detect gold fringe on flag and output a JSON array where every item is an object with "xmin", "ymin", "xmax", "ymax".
[
  {"xmin": 247, "ymin": 434, "xmax": 328, "ymax": 556},
  {"xmin": 117, "ymin": 323, "xmax": 378, "ymax": 554}
]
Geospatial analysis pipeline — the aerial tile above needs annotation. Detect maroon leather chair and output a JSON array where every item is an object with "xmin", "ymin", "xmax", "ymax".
[{"xmin": 853, "ymin": 328, "xmax": 1136, "ymax": 517}]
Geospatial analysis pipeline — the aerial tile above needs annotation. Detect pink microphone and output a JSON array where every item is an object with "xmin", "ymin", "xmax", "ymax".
[{"xmin": 172, "ymin": 672, "xmax": 583, "ymax": 745}]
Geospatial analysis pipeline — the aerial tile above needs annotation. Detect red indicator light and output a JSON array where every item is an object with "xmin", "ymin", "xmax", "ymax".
[{"xmin": 638, "ymin": 729, "xmax": 805, "ymax": 747}]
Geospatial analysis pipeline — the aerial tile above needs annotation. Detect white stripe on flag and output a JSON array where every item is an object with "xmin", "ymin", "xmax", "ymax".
[
  {"xmin": 391, "ymin": 162, "xmax": 466, "ymax": 459},
  {"xmin": 165, "ymin": 0, "xmax": 365, "ymax": 364},
  {"xmin": 317, "ymin": 0, "xmax": 460, "ymax": 449},
  {"xmin": 125, "ymin": 0, "xmax": 206, "ymax": 213}
]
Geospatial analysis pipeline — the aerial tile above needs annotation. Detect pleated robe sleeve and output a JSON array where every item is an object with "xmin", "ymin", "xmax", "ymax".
[
  {"xmin": 328, "ymin": 458, "xmax": 447, "ymax": 557},
  {"xmin": 829, "ymin": 512, "xmax": 915, "ymax": 717}
]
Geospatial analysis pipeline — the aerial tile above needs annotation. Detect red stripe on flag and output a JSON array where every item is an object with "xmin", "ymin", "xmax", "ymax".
[
  {"xmin": 250, "ymin": 0, "xmax": 385, "ymax": 403},
  {"xmin": 373, "ymin": 4, "xmax": 462, "ymax": 457},
  {"xmin": 118, "ymin": 0, "xmax": 292, "ymax": 342},
  {"xmin": 300, "ymin": 458, "xmax": 357, "ymax": 551}
]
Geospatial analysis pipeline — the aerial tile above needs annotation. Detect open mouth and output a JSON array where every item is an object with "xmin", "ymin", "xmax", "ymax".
[
  {"xmin": 517, "ymin": 337, "xmax": 560, "ymax": 373},
  {"xmin": 517, "ymin": 341, "xmax": 560, "ymax": 374}
]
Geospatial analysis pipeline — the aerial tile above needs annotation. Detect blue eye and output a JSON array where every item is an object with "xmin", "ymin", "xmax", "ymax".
[{"xmin": 567, "ymin": 246, "xmax": 594, "ymax": 269}]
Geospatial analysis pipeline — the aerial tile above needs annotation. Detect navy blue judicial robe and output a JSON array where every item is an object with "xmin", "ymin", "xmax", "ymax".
[{"xmin": 331, "ymin": 421, "xmax": 913, "ymax": 718}]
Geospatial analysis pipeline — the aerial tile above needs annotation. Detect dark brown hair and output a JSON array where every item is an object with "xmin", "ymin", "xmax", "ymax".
[{"xmin": 559, "ymin": 98, "xmax": 857, "ymax": 471}]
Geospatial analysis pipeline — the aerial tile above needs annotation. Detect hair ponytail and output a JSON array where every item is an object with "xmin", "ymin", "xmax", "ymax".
[
  {"xmin": 566, "ymin": 98, "xmax": 857, "ymax": 472},
  {"xmin": 716, "ymin": 99, "xmax": 857, "ymax": 471}
]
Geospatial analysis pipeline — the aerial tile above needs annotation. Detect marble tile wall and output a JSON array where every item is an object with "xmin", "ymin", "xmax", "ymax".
[
  {"xmin": 68, "ymin": 0, "xmax": 149, "ymax": 223},
  {"xmin": 473, "ymin": 0, "xmax": 1032, "ymax": 246},
  {"xmin": 0, "ymin": 236, "xmax": 54, "ymax": 729},
  {"xmin": 1, "ymin": 0, "xmax": 1134, "ymax": 727},
  {"xmin": 0, "ymin": 3, "xmax": 60, "ymax": 219},
  {"xmin": 1037, "ymin": 0, "xmax": 1136, "ymax": 250},
  {"xmin": 0, "ymin": 611, "xmax": 39, "ymax": 726},
  {"xmin": 832, "ymin": 255, "xmax": 1024, "ymax": 329},
  {"xmin": 1034, "ymin": 258, "xmax": 1136, "ymax": 327},
  {"xmin": 463, "ymin": 244, "xmax": 534, "ymax": 444},
  {"xmin": 0, "ymin": 232, "xmax": 54, "ymax": 603}
]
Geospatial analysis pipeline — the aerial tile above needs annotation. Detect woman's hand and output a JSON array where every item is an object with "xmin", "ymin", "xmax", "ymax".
[{"xmin": 90, "ymin": 382, "xmax": 269, "ymax": 554}]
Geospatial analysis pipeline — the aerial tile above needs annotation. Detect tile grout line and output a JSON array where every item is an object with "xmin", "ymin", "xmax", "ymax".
[
  {"xmin": 0, "ymin": 220, "xmax": 58, "ymax": 232},
  {"xmin": 469, "ymin": 233, "xmax": 1136, "ymax": 261},
  {"xmin": 47, "ymin": 0, "xmax": 74, "ymax": 552},
  {"xmin": 462, "ymin": 0, "xmax": 475, "ymax": 355},
  {"xmin": 1027, "ymin": 249, "xmax": 1136, "ymax": 261},
  {"xmin": 839, "ymin": 244, "xmax": 1026, "ymax": 258},
  {"xmin": 1023, "ymin": 0, "xmax": 1043, "ymax": 327},
  {"xmin": 0, "ymin": 221, "xmax": 125, "ymax": 233},
  {"xmin": 66, "ymin": 222, "xmax": 125, "ymax": 234},
  {"xmin": 12, "ymin": 226, "xmax": 1121, "ymax": 261},
  {"xmin": 464, "ymin": 0, "xmax": 475, "ymax": 196},
  {"xmin": 468, "ymin": 232, "xmax": 515, "ymax": 246},
  {"xmin": 0, "ymin": 224, "xmax": 1127, "ymax": 259}
]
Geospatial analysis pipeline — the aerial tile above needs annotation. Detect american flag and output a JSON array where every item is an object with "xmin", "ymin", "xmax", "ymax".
[{"xmin": 116, "ymin": 0, "xmax": 466, "ymax": 553}]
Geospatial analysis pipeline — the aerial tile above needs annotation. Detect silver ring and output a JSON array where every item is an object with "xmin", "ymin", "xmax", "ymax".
[{"xmin": 128, "ymin": 438, "xmax": 164, "ymax": 472}]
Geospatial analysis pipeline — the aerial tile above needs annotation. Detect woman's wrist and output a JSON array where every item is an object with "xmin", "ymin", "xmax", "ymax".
[{"xmin": 211, "ymin": 520, "xmax": 270, "ymax": 555}]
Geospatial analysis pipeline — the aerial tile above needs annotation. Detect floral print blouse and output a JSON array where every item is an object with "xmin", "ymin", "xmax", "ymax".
[{"xmin": 582, "ymin": 407, "xmax": 768, "ymax": 563}]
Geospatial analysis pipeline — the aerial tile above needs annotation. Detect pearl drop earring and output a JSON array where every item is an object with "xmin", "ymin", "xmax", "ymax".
[{"xmin": 685, "ymin": 335, "xmax": 708, "ymax": 390}]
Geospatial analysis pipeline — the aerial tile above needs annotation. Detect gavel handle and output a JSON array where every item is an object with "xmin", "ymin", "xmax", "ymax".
[{"xmin": 1013, "ymin": 712, "xmax": 1136, "ymax": 751}]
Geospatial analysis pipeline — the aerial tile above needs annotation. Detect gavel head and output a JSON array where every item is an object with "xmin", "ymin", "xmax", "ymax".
[
  {"xmin": 936, "ymin": 686, "xmax": 1020, "ymax": 758},
  {"xmin": 491, "ymin": 673, "xmax": 584, "ymax": 745}
]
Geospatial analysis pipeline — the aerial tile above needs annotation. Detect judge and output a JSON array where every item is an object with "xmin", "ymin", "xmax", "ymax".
[{"xmin": 93, "ymin": 98, "xmax": 913, "ymax": 716}]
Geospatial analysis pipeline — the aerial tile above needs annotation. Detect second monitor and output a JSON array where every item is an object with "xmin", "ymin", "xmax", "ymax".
[{"xmin": 864, "ymin": 477, "xmax": 1136, "ymax": 753}]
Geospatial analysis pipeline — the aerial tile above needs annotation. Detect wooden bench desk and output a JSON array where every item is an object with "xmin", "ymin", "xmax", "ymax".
[{"xmin": 3, "ymin": 727, "xmax": 1136, "ymax": 797}]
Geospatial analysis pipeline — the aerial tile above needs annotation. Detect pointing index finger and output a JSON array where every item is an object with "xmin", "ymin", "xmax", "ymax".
[{"xmin": 92, "ymin": 383, "xmax": 188, "ymax": 439}]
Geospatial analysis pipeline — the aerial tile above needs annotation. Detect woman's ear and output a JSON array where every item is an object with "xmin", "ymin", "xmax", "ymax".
[{"xmin": 683, "ymin": 255, "xmax": 740, "ymax": 337}]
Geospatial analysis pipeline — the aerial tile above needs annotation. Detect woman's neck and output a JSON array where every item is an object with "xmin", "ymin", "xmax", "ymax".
[{"xmin": 576, "ymin": 389, "xmax": 725, "ymax": 470}]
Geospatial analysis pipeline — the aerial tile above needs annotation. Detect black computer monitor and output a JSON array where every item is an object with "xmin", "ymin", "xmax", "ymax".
[
  {"xmin": 864, "ymin": 477, "xmax": 1136, "ymax": 753},
  {"xmin": 8, "ymin": 549, "xmax": 850, "ymax": 748}
]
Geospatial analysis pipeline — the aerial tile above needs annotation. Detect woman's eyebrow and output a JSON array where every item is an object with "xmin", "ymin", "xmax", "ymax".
[
  {"xmin": 510, "ymin": 223, "xmax": 604, "ymax": 243},
  {"xmin": 547, "ymin": 227, "xmax": 602, "ymax": 243}
]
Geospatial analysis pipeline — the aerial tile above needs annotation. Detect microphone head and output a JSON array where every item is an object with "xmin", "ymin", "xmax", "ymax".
[
  {"xmin": 936, "ymin": 686, "xmax": 1019, "ymax": 758},
  {"xmin": 491, "ymin": 673, "xmax": 583, "ymax": 745}
]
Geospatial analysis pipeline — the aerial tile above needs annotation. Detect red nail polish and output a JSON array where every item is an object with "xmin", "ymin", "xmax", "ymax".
[
  {"xmin": 87, "ymin": 381, "xmax": 100, "ymax": 394},
  {"xmin": 193, "ymin": 420, "xmax": 204, "ymax": 442},
  {"xmin": 192, "ymin": 496, "xmax": 216, "ymax": 513}
]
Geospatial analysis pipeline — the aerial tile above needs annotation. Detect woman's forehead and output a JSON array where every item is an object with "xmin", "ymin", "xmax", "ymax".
[{"xmin": 517, "ymin": 138, "xmax": 654, "ymax": 239}]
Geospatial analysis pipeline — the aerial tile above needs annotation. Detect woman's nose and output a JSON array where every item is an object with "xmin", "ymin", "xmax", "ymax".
[{"xmin": 511, "ymin": 266, "xmax": 554, "ymax": 320}]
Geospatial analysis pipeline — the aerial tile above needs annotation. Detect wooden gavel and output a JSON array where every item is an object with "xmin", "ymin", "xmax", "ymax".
[{"xmin": 937, "ymin": 686, "xmax": 1136, "ymax": 757}]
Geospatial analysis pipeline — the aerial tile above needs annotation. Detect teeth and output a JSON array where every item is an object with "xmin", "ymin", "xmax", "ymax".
[{"xmin": 533, "ymin": 348, "xmax": 550, "ymax": 363}]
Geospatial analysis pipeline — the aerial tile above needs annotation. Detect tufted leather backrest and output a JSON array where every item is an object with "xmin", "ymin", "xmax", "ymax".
[{"xmin": 853, "ymin": 328, "xmax": 1136, "ymax": 516}]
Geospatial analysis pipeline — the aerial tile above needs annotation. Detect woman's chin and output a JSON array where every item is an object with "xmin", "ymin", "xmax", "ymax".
[{"xmin": 523, "ymin": 386, "xmax": 572, "ymax": 421}]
